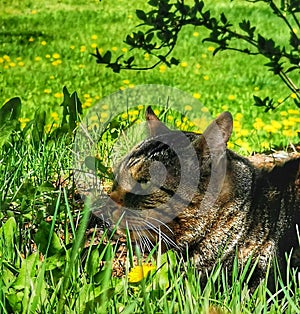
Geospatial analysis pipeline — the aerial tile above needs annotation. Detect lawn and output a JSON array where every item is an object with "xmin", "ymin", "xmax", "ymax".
[
  {"xmin": 1, "ymin": 0, "xmax": 299, "ymax": 153},
  {"xmin": 0, "ymin": 0, "xmax": 300, "ymax": 313}
]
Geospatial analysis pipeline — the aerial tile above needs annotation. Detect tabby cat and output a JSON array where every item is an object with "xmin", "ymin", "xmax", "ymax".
[{"xmin": 94, "ymin": 106, "xmax": 300, "ymax": 287}]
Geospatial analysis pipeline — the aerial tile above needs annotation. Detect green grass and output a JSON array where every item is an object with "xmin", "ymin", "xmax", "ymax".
[
  {"xmin": 1, "ymin": 0, "xmax": 299, "ymax": 153},
  {"xmin": 1, "ymin": 1, "xmax": 300, "ymax": 313}
]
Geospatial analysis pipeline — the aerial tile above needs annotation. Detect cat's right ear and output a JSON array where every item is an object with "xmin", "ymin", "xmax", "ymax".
[
  {"xmin": 193, "ymin": 111, "xmax": 233, "ymax": 154},
  {"xmin": 145, "ymin": 106, "xmax": 170, "ymax": 137}
]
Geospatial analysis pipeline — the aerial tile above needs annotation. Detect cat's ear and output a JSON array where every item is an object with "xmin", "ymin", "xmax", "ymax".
[
  {"xmin": 193, "ymin": 111, "xmax": 233, "ymax": 153},
  {"xmin": 145, "ymin": 106, "xmax": 170, "ymax": 137}
]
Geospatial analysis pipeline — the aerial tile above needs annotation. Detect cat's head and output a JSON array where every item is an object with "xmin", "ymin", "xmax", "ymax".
[{"xmin": 97, "ymin": 106, "xmax": 233, "ymax": 250}]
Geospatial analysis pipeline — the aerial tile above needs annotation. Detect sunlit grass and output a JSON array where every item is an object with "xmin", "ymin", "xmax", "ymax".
[{"xmin": 1, "ymin": 0, "xmax": 299, "ymax": 154}]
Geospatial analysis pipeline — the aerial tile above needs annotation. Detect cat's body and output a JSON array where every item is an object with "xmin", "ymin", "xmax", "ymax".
[{"xmin": 95, "ymin": 106, "xmax": 300, "ymax": 287}]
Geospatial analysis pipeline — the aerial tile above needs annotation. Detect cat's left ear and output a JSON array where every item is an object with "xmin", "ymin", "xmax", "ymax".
[
  {"xmin": 145, "ymin": 106, "xmax": 170, "ymax": 137},
  {"xmin": 193, "ymin": 111, "xmax": 233, "ymax": 153}
]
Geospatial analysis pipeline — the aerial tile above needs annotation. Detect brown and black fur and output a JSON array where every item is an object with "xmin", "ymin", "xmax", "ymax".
[{"xmin": 94, "ymin": 106, "xmax": 300, "ymax": 288}]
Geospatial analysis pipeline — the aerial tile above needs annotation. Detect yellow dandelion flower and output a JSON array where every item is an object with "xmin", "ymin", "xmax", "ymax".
[
  {"xmin": 201, "ymin": 53, "xmax": 207, "ymax": 58},
  {"xmin": 0, "ymin": 57, "xmax": 3, "ymax": 63},
  {"xmin": 292, "ymin": 28, "xmax": 298, "ymax": 34},
  {"xmin": 41, "ymin": 41, "xmax": 47, "ymax": 46},
  {"xmin": 208, "ymin": 46, "xmax": 215, "ymax": 52},
  {"xmin": 144, "ymin": 53, "xmax": 150, "ymax": 60},
  {"xmin": 288, "ymin": 109, "xmax": 299, "ymax": 115},
  {"xmin": 3, "ymin": 55, "xmax": 10, "ymax": 61},
  {"xmin": 137, "ymin": 104, "xmax": 144, "ymax": 110},
  {"xmin": 121, "ymin": 47, "xmax": 128, "ymax": 53},
  {"xmin": 201, "ymin": 107, "xmax": 209, "ymax": 113},
  {"xmin": 159, "ymin": 64, "xmax": 167, "ymax": 73},
  {"xmin": 277, "ymin": 98, "xmax": 283, "ymax": 104},
  {"xmin": 203, "ymin": 75, "xmax": 209, "ymax": 80},
  {"xmin": 235, "ymin": 138, "xmax": 250, "ymax": 151},
  {"xmin": 18, "ymin": 117, "xmax": 30, "ymax": 123},
  {"xmin": 111, "ymin": 47, "xmax": 118, "ymax": 51},
  {"xmin": 101, "ymin": 112, "xmax": 109, "ymax": 119},
  {"xmin": 52, "ymin": 53, "xmax": 60, "ymax": 59},
  {"xmin": 28, "ymin": 37, "xmax": 34, "ymax": 42},
  {"xmin": 180, "ymin": 61, "xmax": 188, "ymax": 68},
  {"xmin": 193, "ymin": 93, "xmax": 201, "ymax": 99},
  {"xmin": 95, "ymin": 95, "xmax": 100, "ymax": 100},
  {"xmin": 184, "ymin": 105, "xmax": 193, "ymax": 111},
  {"xmin": 121, "ymin": 112, "xmax": 128, "ymax": 119},
  {"xmin": 290, "ymin": 93, "xmax": 297, "ymax": 99},
  {"xmin": 290, "ymin": 117, "xmax": 300, "ymax": 123},
  {"xmin": 222, "ymin": 105, "xmax": 228, "ymax": 110},
  {"xmin": 84, "ymin": 93, "xmax": 90, "ymax": 99},
  {"xmin": 261, "ymin": 141, "xmax": 270, "ymax": 150},
  {"xmin": 45, "ymin": 54, "xmax": 51, "ymax": 59},
  {"xmin": 254, "ymin": 87, "xmax": 260, "ymax": 91},
  {"xmin": 31, "ymin": 10, "xmax": 37, "ymax": 14},
  {"xmin": 167, "ymin": 115, "xmax": 174, "ymax": 121},
  {"xmin": 54, "ymin": 92, "xmax": 63, "ymax": 98},
  {"xmin": 123, "ymin": 79, "xmax": 130, "ymax": 85},
  {"xmin": 233, "ymin": 120, "xmax": 241, "ymax": 130},
  {"xmin": 19, "ymin": 117, "xmax": 30, "ymax": 129},
  {"xmin": 82, "ymin": 102, "xmax": 91, "ymax": 109},
  {"xmin": 35, "ymin": 56, "xmax": 41, "ymax": 61},
  {"xmin": 50, "ymin": 112, "xmax": 59, "ymax": 121},
  {"xmin": 80, "ymin": 45, "xmax": 86, "ymax": 52},
  {"xmin": 283, "ymin": 129, "xmax": 294, "ymax": 137},
  {"xmin": 44, "ymin": 89, "xmax": 51, "ymax": 94},
  {"xmin": 154, "ymin": 109, "xmax": 160, "ymax": 116},
  {"xmin": 128, "ymin": 14, "xmax": 133, "ymax": 19},
  {"xmin": 90, "ymin": 115, "xmax": 98, "ymax": 121},
  {"xmin": 78, "ymin": 64, "xmax": 85, "ymax": 69},
  {"xmin": 228, "ymin": 95, "xmax": 236, "ymax": 101},
  {"xmin": 176, "ymin": 120, "xmax": 182, "ymax": 127},
  {"xmin": 91, "ymin": 43, "xmax": 97, "ymax": 49},
  {"xmin": 196, "ymin": 63, "xmax": 201, "ymax": 69},
  {"xmin": 241, "ymin": 142, "xmax": 251, "ymax": 153},
  {"xmin": 282, "ymin": 119, "xmax": 295, "ymax": 127},
  {"xmin": 235, "ymin": 113, "xmax": 243, "ymax": 120},
  {"xmin": 16, "ymin": 57, "xmax": 22, "ymax": 61},
  {"xmin": 52, "ymin": 60, "xmax": 62, "ymax": 66},
  {"xmin": 192, "ymin": 117, "xmax": 209, "ymax": 132},
  {"xmin": 263, "ymin": 124, "xmax": 277, "ymax": 133},
  {"xmin": 91, "ymin": 34, "xmax": 98, "ymax": 40},
  {"xmin": 128, "ymin": 84, "xmax": 135, "ymax": 89},
  {"xmin": 49, "ymin": 75, "xmax": 55, "ymax": 79},
  {"xmin": 120, "ymin": 86, "xmax": 126, "ymax": 91},
  {"xmin": 193, "ymin": 31, "xmax": 199, "ymax": 37},
  {"xmin": 9, "ymin": 62, "xmax": 16, "ymax": 67},
  {"xmin": 280, "ymin": 111, "xmax": 287, "ymax": 116},
  {"xmin": 18, "ymin": 61, "xmax": 24, "ymax": 67},
  {"xmin": 271, "ymin": 120, "xmax": 282, "ymax": 129},
  {"xmin": 129, "ymin": 109, "xmax": 139, "ymax": 116},
  {"xmin": 240, "ymin": 129, "xmax": 250, "ymax": 136},
  {"xmin": 70, "ymin": 45, "xmax": 75, "ymax": 50},
  {"xmin": 227, "ymin": 142, "xmax": 234, "ymax": 149}
]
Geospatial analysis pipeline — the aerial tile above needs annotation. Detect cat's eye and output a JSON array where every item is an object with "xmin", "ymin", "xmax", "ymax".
[{"xmin": 140, "ymin": 182, "xmax": 149, "ymax": 190}]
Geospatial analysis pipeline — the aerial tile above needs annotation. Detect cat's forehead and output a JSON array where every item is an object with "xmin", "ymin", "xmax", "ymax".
[
  {"xmin": 113, "ymin": 131, "xmax": 200, "ymax": 177},
  {"xmin": 126, "ymin": 131, "xmax": 199, "ymax": 164}
]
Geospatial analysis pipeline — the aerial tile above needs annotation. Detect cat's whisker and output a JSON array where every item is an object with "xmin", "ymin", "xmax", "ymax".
[
  {"xmin": 147, "ymin": 216, "xmax": 175, "ymax": 235},
  {"xmin": 132, "ymin": 225, "xmax": 153, "ymax": 253},
  {"xmin": 143, "ymin": 220, "xmax": 179, "ymax": 250}
]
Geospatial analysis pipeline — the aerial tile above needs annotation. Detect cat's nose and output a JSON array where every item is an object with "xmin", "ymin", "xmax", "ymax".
[{"xmin": 110, "ymin": 190, "xmax": 124, "ymax": 205}]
